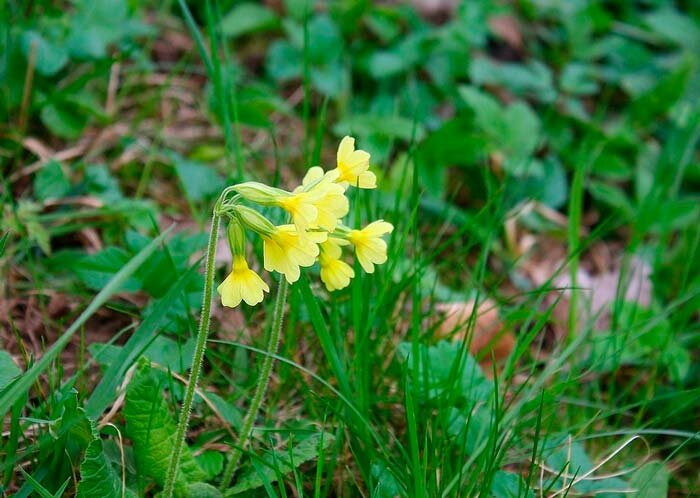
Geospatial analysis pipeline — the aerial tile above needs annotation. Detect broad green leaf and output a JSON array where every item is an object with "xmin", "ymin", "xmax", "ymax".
[
  {"xmin": 458, "ymin": 86, "xmax": 502, "ymax": 135},
  {"xmin": 266, "ymin": 40, "xmax": 302, "ymax": 82},
  {"xmin": 226, "ymin": 432, "xmax": 335, "ymax": 495},
  {"xmin": 82, "ymin": 164, "xmax": 123, "ymax": 202},
  {"xmin": 543, "ymin": 436, "xmax": 629, "ymax": 495},
  {"xmin": 196, "ymin": 451, "xmax": 224, "ymax": 481},
  {"xmin": 368, "ymin": 50, "xmax": 409, "ymax": 79},
  {"xmin": 34, "ymin": 161, "xmax": 71, "ymax": 201},
  {"xmin": 77, "ymin": 438, "xmax": 136, "ymax": 498},
  {"xmin": 20, "ymin": 31, "xmax": 68, "ymax": 76},
  {"xmin": 89, "ymin": 335, "xmax": 195, "ymax": 373},
  {"xmin": 220, "ymin": 3, "xmax": 279, "ymax": 38},
  {"xmin": 0, "ymin": 227, "xmax": 173, "ymax": 417},
  {"xmin": 74, "ymin": 247, "xmax": 142, "ymax": 292},
  {"xmin": 561, "ymin": 63, "xmax": 599, "ymax": 96},
  {"xmin": 397, "ymin": 341, "xmax": 493, "ymax": 403},
  {"xmin": 0, "ymin": 350, "xmax": 21, "ymax": 391},
  {"xmin": 124, "ymin": 363, "xmax": 205, "ymax": 487},
  {"xmin": 370, "ymin": 463, "xmax": 402, "ymax": 498},
  {"xmin": 629, "ymin": 461, "xmax": 669, "ymax": 498},
  {"xmin": 502, "ymin": 101, "xmax": 540, "ymax": 158},
  {"xmin": 470, "ymin": 58, "xmax": 556, "ymax": 102},
  {"xmin": 183, "ymin": 482, "xmax": 223, "ymax": 498},
  {"xmin": 171, "ymin": 153, "xmax": 226, "ymax": 202},
  {"xmin": 333, "ymin": 114, "xmax": 425, "ymax": 142},
  {"xmin": 85, "ymin": 264, "xmax": 200, "ymax": 418},
  {"xmin": 307, "ymin": 15, "xmax": 343, "ymax": 64},
  {"xmin": 491, "ymin": 470, "xmax": 533, "ymax": 498},
  {"xmin": 630, "ymin": 61, "xmax": 692, "ymax": 127},
  {"xmin": 644, "ymin": 8, "xmax": 700, "ymax": 51},
  {"xmin": 41, "ymin": 101, "xmax": 88, "ymax": 140}
]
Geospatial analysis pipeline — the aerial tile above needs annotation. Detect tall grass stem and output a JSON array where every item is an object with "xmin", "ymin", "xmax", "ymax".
[{"xmin": 163, "ymin": 210, "xmax": 221, "ymax": 498}]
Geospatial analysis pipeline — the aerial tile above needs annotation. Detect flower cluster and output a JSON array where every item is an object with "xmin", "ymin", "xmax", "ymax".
[{"xmin": 216, "ymin": 136, "xmax": 394, "ymax": 308}]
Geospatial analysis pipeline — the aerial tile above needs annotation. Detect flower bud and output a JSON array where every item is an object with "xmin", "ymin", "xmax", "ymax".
[
  {"xmin": 233, "ymin": 205, "xmax": 275, "ymax": 237},
  {"xmin": 226, "ymin": 218, "xmax": 246, "ymax": 257},
  {"xmin": 233, "ymin": 182, "xmax": 286, "ymax": 205}
]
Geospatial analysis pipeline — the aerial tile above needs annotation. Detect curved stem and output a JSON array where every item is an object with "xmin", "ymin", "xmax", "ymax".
[
  {"xmin": 219, "ymin": 276, "xmax": 289, "ymax": 490},
  {"xmin": 163, "ymin": 211, "xmax": 220, "ymax": 498}
]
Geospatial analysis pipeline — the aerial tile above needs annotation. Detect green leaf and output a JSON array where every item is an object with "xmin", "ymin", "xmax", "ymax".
[
  {"xmin": 458, "ymin": 86, "xmax": 502, "ymax": 135},
  {"xmin": 629, "ymin": 461, "xmax": 669, "ymax": 497},
  {"xmin": 182, "ymin": 482, "xmax": 223, "ymax": 498},
  {"xmin": 75, "ymin": 247, "xmax": 142, "ymax": 292},
  {"xmin": 0, "ymin": 226, "xmax": 173, "ymax": 417},
  {"xmin": 85, "ymin": 264, "xmax": 200, "ymax": 418},
  {"xmin": 502, "ymin": 101, "xmax": 540, "ymax": 159},
  {"xmin": 20, "ymin": 31, "xmax": 68, "ymax": 76},
  {"xmin": 368, "ymin": 50, "xmax": 409, "ymax": 79},
  {"xmin": 333, "ymin": 114, "xmax": 425, "ymax": 142},
  {"xmin": 220, "ymin": 3, "xmax": 279, "ymax": 38},
  {"xmin": 124, "ymin": 363, "xmax": 205, "ymax": 487},
  {"xmin": 307, "ymin": 15, "xmax": 342, "ymax": 64},
  {"xmin": 41, "ymin": 101, "xmax": 88, "ymax": 140},
  {"xmin": 226, "ymin": 432, "xmax": 335, "ymax": 495},
  {"xmin": 644, "ymin": 8, "xmax": 700, "ymax": 51},
  {"xmin": 171, "ymin": 153, "xmax": 226, "ymax": 202},
  {"xmin": 34, "ymin": 160, "xmax": 71, "ymax": 201},
  {"xmin": 0, "ymin": 232, "xmax": 8, "ymax": 257},
  {"xmin": 0, "ymin": 350, "xmax": 21, "ymax": 392},
  {"xmin": 560, "ymin": 63, "xmax": 599, "ymax": 96},
  {"xmin": 491, "ymin": 470, "xmax": 533, "ymax": 498},
  {"xmin": 89, "ymin": 336, "xmax": 195, "ymax": 374},
  {"xmin": 196, "ymin": 451, "xmax": 224, "ymax": 480},
  {"xmin": 77, "ymin": 438, "xmax": 136, "ymax": 498},
  {"xmin": 266, "ymin": 40, "xmax": 302, "ymax": 82},
  {"xmin": 470, "ymin": 58, "xmax": 556, "ymax": 102},
  {"xmin": 397, "ymin": 341, "xmax": 493, "ymax": 403},
  {"xmin": 19, "ymin": 469, "xmax": 70, "ymax": 498},
  {"xmin": 630, "ymin": 61, "xmax": 692, "ymax": 127}
]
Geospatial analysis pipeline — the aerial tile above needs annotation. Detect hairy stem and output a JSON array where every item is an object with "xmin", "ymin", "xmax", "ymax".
[
  {"xmin": 219, "ymin": 276, "xmax": 289, "ymax": 490},
  {"xmin": 163, "ymin": 211, "xmax": 220, "ymax": 498}
]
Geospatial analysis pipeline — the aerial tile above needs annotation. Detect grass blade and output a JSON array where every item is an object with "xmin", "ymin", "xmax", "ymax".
[{"xmin": 0, "ymin": 226, "xmax": 174, "ymax": 416}]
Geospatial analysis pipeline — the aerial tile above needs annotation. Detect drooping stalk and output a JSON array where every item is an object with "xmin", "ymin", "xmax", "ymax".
[
  {"xmin": 163, "ymin": 209, "xmax": 221, "ymax": 498},
  {"xmin": 219, "ymin": 275, "xmax": 289, "ymax": 490}
]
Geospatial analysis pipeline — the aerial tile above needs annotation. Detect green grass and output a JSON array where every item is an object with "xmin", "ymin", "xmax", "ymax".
[{"xmin": 2, "ymin": 0, "xmax": 700, "ymax": 497}]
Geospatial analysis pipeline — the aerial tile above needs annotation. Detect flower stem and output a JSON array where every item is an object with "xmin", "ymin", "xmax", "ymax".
[
  {"xmin": 163, "ymin": 210, "xmax": 220, "ymax": 498},
  {"xmin": 219, "ymin": 275, "xmax": 288, "ymax": 490}
]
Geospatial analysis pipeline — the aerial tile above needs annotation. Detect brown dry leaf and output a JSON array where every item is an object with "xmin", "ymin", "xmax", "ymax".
[
  {"xmin": 434, "ymin": 299, "xmax": 515, "ymax": 373},
  {"xmin": 409, "ymin": 0, "xmax": 458, "ymax": 22},
  {"xmin": 488, "ymin": 14, "xmax": 523, "ymax": 50}
]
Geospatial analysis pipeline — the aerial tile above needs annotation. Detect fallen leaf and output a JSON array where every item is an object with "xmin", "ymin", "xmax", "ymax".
[{"xmin": 434, "ymin": 299, "xmax": 515, "ymax": 372}]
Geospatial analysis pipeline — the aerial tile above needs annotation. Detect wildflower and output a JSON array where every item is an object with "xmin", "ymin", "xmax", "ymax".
[
  {"xmin": 217, "ymin": 256, "xmax": 269, "ymax": 307},
  {"xmin": 332, "ymin": 136, "xmax": 377, "ymax": 189},
  {"xmin": 233, "ymin": 205, "xmax": 275, "ymax": 237},
  {"xmin": 319, "ymin": 238, "xmax": 354, "ymax": 291},
  {"xmin": 275, "ymin": 190, "xmax": 320, "ymax": 233},
  {"xmin": 263, "ymin": 224, "xmax": 326, "ymax": 283},
  {"xmin": 234, "ymin": 181, "xmax": 324, "ymax": 233},
  {"xmin": 297, "ymin": 167, "xmax": 349, "ymax": 232},
  {"xmin": 346, "ymin": 220, "xmax": 394, "ymax": 273}
]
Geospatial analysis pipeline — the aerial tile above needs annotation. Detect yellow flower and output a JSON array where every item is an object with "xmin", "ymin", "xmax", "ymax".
[
  {"xmin": 234, "ymin": 181, "xmax": 319, "ymax": 233},
  {"xmin": 276, "ymin": 191, "xmax": 319, "ymax": 233},
  {"xmin": 297, "ymin": 167, "xmax": 349, "ymax": 232},
  {"xmin": 347, "ymin": 220, "xmax": 394, "ymax": 273},
  {"xmin": 217, "ymin": 256, "xmax": 269, "ymax": 308},
  {"xmin": 319, "ymin": 238, "xmax": 354, "ymax": 291},
  {"xmin": 263, "ymin": 224, "xmax": 326, "ymax": 283},
  {"xmin": 332, "ymin": 136, "xmax": 377, "ymax": 189}
]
